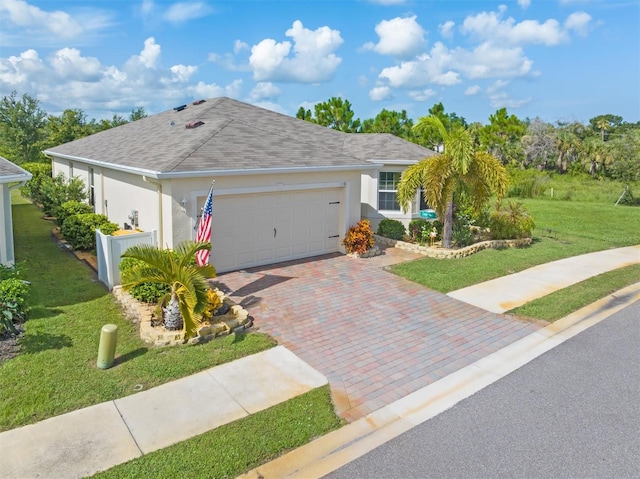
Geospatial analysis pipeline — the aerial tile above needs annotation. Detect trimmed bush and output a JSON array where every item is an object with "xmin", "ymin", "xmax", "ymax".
[
  {"xmin": 119, "ymin": 257, "xmax": 170, "ymax": 303},
  {"xmin": 343, "ymin": 220, "xmax": 375, "ymax": 255},
  {"xmin": 55, "ymin": 201, "xmax": 94, "ymax": 227},
  {"xmin": 376, "ymin": 218, "xmax": 406, "ymax": 240},
  {"xmin": 490, "ymin": 201, "xmax": 535, "ymax": 240},
  {"xmin": 61, "ymin": 213, "xmax": 118, "ymax": 251}
]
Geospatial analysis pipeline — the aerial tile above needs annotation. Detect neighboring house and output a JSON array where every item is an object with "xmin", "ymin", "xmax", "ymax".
[
  {"xmin": 44, "ymin": 97, "xmax": 435, "ymax": 273},
  {"xmin": 0, "ymin": 157, "xmax": 32, "ymax": 266}
]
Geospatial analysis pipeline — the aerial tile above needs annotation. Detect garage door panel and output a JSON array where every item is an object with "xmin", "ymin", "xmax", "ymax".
[{"xmin": 207, "ymin": 187, "xmax": 343, "ymax": 273}]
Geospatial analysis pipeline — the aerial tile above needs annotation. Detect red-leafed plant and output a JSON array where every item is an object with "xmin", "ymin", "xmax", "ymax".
[{"xmin": 342, "ymin": 220, "xmax": 375, "ymax": 255}]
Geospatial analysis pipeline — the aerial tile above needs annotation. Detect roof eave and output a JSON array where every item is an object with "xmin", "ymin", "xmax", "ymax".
[
  {"xmin": 0, "ymin": 172, "xmax": 32, "ymax": 184},
  {"xmin": 44, "ymin": 150, "xmax": 378, "ymax": 180}
]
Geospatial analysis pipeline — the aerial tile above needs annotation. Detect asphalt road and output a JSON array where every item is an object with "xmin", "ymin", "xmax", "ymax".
[{"xmin": 326, "ymin": 300, "xmax": 640, "ymax": 479}]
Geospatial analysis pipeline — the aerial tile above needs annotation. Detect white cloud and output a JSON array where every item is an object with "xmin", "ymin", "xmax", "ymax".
[
  {"xmin": 169, "ymin": 64, "xmax": 197, "ymax": 82},
  {"xmin": 140, "ymin": 0, "xmax": 154, "ymax": 18},
  {"xmin": 464, "ymin": 85, "xmax": 481, "ymax": 95},
  {"xmin": 461, "ymin": 6, "xmax": 592, "ymax": 47},
  {"xmin": 408, "ymin": 89, "xmax": 436, "ymax": 101},
  {"xmin": 564, "ymin": 12, "xmax": 591, "ymax": 36},
  {"xmin": 363, "ymin": 16, "xmax": 426, "ymax": 59},
  {"xmin": 378, "ymin": 42, "xmax": 461, "ymax": 88},
  {"xmin": 0, "ymin": 0, "xmax": 82, "ymax": 38},
  {"xmin": 189, "ymin": 79, "xmax": 242, "ymax": 99},
  {"xmin": 0, "ymin": 38, "xmax": 242, "ymax": 119},
  {"xmin": 454, "ymin": 42, "xmax": 533, "ymax": 79},
  {"xmin": 163, "ymin": 1, "xmax": 212, "ymax": 23},
  {"xmin": 233, "ymin": 40, "xmax": 249, "ymax": 54},
  {"xmin": 0, "ymin": 49, "xmax": 45, "ymax": 86},
  {"xmin": 249, "ymin": 20, "xmax": 343, "ymax": 83},
  {"xmin": 489, "ymin": 90, "xmax": 532, "ymax": 109},
  {"xmin": 517, "ymin": 0, "xmax": 531, "ymax": 8},
  {"xmin": 487, "ymin": 79, "xmax": 510, "ymax": 93},
  {"xmin": 248, "ymin": 81, "xmax": 281, "ymax": 101},
  {"xmin": 133, "ymin": 37, "xmax": 161, "ymax": 69},
  {"xmin": 439, "ymin": 20, "xmax": 455, "ymax": 39},
  {"xmin": 50, "ymin": 48, "xmax": 102, "ymax": 81},
  {"xmin": 0, "ymin": 0, "xmax": 113, "ymax": 45},
  {"xmin": 369, "ymin": 85, "xmax": 392, "ymax": 101}
]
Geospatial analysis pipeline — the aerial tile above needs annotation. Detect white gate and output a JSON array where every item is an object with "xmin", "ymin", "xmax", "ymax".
[{"xmin": 96, "ymin": 229, "xmax": 157, "ymax": 290}]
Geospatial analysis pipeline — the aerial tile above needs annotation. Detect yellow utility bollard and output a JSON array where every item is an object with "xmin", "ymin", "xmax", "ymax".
[{"xmin": 97, "ymin": 324, "xmax": 118, "ymax": 369}]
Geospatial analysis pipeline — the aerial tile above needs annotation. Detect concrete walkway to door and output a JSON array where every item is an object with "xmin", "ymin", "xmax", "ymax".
[{"xmin": 214, "ymin": 247, "xmax": 547, "ymax": 422}]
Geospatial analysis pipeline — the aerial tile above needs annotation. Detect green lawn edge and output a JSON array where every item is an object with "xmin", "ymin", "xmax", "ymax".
[
  {"xmin": 91, "ymin": 385, "xmax": 343, "ymax": 479},
  {"xmin": 508, "ymin": 264, "xmax": 640, "ymax": 322},
  {"xmin": 1, "ymin": 194, "xmax": 276, "ymax": 431}
]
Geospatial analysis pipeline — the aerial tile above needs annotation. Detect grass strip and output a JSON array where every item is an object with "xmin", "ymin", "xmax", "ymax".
[
  {"xmin": 91, "ymin": 386, "xmax": 343, "ymax": 479},
  {"xmin": 391, "ymin": 199, "xmax": 639, "ymax": 293},
  {"xmin": 508, "ymin": 264, "xmax": 640, "ymax": 322},
  {"xmin": 1, "ymin": 194, "xmax": 275, "ymax": 431}
]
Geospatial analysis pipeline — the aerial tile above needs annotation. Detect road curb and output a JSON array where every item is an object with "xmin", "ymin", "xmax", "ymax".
[{"xmin": 239, "ymin": 282, "xmax": 640, "ymax": 479}]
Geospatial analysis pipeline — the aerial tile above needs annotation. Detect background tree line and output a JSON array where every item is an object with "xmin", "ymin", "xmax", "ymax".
[
  {"xmin": 297, "ymin": 96, "xmax": 640, "ymax": 183},
  {"xmin": 1, "ymin": 90, "xmax": 638, "ymax": 184},
  {"xmin": 0, "ymin": 91, "xmax": 147, "ymax": 165}
]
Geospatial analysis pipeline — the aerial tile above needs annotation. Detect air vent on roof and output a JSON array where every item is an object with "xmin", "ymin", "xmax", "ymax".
[
  {"xmin": 193, "ymin": 99, "xmax": 206, "ymax": 105},
  {"xmin": 185, "ymin": 120, "xmax": 204, "ymax": 129},
  {"xmin": 173, "ymin": 104, "xmax": 187, "ymax": 112}
]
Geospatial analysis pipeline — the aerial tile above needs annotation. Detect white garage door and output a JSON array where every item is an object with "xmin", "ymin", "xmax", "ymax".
[{"xmin": 204, "ymin": 188, "xmax": 343, "ymax": 272}]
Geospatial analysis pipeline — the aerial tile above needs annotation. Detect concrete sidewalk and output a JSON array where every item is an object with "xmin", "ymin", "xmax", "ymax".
[
  {"xmin": 0, "ymin": 346, "xmax": 327, "ymax": 479},
  {"xmin": 448, "ymin": 245, "xmax": 640, "ymax": 313}
]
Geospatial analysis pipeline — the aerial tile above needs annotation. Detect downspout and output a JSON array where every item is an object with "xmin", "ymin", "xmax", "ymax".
[{"xmin": 143, "ymin": 176, "xmax": 163, "ymax": 247}]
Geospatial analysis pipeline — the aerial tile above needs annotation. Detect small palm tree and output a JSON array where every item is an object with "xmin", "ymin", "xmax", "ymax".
[
  {"xmin": 399, "ymin": 116, "xmax": 508, "ymax": 248},
  {"xmin": 121, "ymin": 241, "xmax": 216, "ymax": 338}
]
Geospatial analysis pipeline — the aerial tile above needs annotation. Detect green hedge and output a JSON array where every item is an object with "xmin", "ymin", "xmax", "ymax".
[
  {"xmin": 61, "ymin": 213, "xmax": 119, "ymax": 251},
  {"xmin": 376, "ymin": 218, "xmax": 406, "ymax": 240},
  {"xmin": 55, "ymin": 201, "xmax": 94, "ymax": 227}
]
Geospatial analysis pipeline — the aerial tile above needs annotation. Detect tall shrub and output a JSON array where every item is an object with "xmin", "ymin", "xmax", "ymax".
[
  {"xmin": 19, "ymin": 162, "xmax": 52, "ymax": 201},
  {"xmin": 61, "ymin": 213, "xmax": 118, "ymax": 250}
]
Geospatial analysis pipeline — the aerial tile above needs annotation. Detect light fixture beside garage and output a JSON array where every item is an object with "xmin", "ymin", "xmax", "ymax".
[{"xmin": 180, "ymin": 197, "xmax": 188, "ymax": 210}]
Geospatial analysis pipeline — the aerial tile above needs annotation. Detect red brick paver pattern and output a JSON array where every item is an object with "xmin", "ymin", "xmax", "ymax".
[{"xmin": 214, "ymin": 247, "xmax": 546, "ymax": 422}]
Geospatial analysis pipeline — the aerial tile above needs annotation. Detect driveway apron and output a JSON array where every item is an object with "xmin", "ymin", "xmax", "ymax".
[{"xmin": 214, "ymin": 247, "xmax": 546, "ymax": 422}]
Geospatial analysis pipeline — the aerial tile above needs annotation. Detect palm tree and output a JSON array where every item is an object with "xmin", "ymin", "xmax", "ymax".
[
  {"xmin": 398, "ymin": 116, "xmax": 508, "ymax": 248},
  {"xmin": 121, "ymin": 241, "xmax": 216, "ymax": 338}
]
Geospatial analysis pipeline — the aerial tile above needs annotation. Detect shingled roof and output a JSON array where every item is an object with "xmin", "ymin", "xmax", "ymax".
[
  {"xmin": 0, "ymin": 156, "xmax": 32, "ymax": 184},
  {"xmin": 44, "ymin": 97, "xmax": 435, "ymax": 178}
]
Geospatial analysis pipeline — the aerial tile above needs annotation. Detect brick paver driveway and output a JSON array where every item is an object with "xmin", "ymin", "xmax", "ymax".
[{"xmin": 214, "ymin": 247, "xmax": 545, "ymax": 421}]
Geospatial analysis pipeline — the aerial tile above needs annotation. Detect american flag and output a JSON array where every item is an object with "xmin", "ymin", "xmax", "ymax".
[{"xmin": 195, "ymin": 186, "xmax": 213, "ymax": 266}]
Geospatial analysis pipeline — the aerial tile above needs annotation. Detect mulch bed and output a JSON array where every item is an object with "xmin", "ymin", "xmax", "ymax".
[{"xmin": 0, "ymin": 324, "xmax": 24, "ymax": 366}]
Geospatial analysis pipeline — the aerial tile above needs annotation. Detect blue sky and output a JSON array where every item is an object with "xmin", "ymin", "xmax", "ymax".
[{"xmin": 0, "ymin": 0, "xmax": 638, "ymax": 125}]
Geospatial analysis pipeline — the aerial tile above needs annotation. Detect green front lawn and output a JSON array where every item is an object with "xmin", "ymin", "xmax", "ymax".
[
  {"xmin": 1, "ymin": 195, "xmax": 276, "ymax": 431},
  {"xmin": 391, "ymin": 199, "xmax": 639, "ymax": 293}
]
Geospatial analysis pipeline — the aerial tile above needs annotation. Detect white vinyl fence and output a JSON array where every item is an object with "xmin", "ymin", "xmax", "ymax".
[{"xmin": 96, "ymin": 229, "xmax": 157, "ymax": 290}]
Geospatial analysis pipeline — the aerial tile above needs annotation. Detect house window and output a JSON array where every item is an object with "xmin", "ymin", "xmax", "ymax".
[
  {"xmin": 89, "ymin": 167, "xmax": 95, "ymax": 210},
  {"xmin": 419, "ymin": 188, "xmax": 429, "ymax": 211},
  {"xmin": 378, "ymin": 171, "xmax": 402, "ymax": 211}
]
